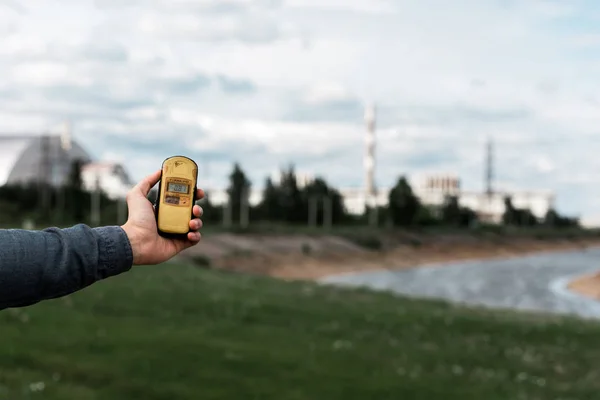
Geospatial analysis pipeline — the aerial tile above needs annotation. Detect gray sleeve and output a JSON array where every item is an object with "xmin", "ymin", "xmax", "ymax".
[{"xmin": 0, "ymin": 224, "xmax": 133, "ymax": 310}]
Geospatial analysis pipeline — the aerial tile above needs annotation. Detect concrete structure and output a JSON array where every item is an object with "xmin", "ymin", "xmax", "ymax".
[
  {"xmin": 81, "ymin": 162, "xmax": 134, "ymax": 200},
  {"xmin": 339, "ymin": 187, "xmax": 389, "ymax": 215},
  {"xmin": 0, "ymin": 134, "xmax": 133, "ymax": 199},
  {"xmin": 410, "ymin": 173, "xmax": 554, "ymax": 223},
  {"xmin": 0, "ymin": 134, "xmax": 91, "ymax": 187},
  {"xmin": 459, "ymin": 190, "xmax": 555, "ymax": 224},
  {"xmin": 411, "ymin": 173, "xmax": 461, "ymax": 208}
]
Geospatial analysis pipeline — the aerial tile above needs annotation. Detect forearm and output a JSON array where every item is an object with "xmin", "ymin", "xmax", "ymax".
[{"xmin": 0, "ymin": 224, "xmax": 133, "ymax": 309}]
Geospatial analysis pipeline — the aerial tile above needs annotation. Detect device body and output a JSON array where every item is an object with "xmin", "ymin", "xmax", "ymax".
[{"xmin": 154, "ymin": 156, "xmax": 198, "ymax": 237}]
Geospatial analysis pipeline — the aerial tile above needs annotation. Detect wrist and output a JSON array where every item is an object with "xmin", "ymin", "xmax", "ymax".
[{"xmin": 121, "ymin": 223, "xmax": 143, "ymax": 265}]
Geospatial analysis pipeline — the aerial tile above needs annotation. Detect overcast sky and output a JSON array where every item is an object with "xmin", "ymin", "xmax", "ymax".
[{"xmin": 1, "ymin": 0, "xmax": 599, "ymax": 221}]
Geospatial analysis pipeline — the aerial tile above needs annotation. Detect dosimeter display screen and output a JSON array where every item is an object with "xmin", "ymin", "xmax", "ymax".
[{"xmin": 168, "ymin": 182, "xmax": 189, "ymax": 194}]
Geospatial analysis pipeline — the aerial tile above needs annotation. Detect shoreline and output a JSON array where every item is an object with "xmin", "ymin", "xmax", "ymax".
[
  {"xmin": 567, "ymin": 272, "xmax": 600, "ymax": 301},
  {"xmin": 278, "ymin": 239, "xmax": 600, "ymax": 281},
  {"xmin": 196, "ymin": 235, "xmax": 600, "ymax": 281}
]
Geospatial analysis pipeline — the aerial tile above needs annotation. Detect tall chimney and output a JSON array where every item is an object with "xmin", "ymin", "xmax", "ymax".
[{"xmin": 364, "ymin": 103, "xmax": 376, "ymax": 206}]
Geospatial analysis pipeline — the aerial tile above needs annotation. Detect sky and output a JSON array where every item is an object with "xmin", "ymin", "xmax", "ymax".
[{"xmin": 1, "ymin": 0, "xmax": 600, "ymax": 222}]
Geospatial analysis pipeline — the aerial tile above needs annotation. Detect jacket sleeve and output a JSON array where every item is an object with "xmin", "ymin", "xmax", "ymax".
[{"xmin": 0, "ymin": 224, "xmax": 133, "ymax": 310}]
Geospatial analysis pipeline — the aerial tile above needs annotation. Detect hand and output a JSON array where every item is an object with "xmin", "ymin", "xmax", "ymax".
[{"xmin": 121, "ymin": 169, "xmax": 204, "ymax": 265}]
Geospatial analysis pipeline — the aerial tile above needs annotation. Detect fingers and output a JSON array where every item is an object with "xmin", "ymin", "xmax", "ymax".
[
  {"xmin": 189, "ymin": 218, "xmax": 203, "ymax": 230},
  {"xmin": 134, "ymin": 170, "xmax": 162, "ymax": 197},
  {"xmin": 187, "ymin": 231, "xmax": 201, "ymax": 242},
  {"xmin": 193, "ymin": 204, "xmax": 203, "ymax": 218},
  {"xmin": 171, "ymin": 232, "xmax": 202, "ymax": 254},
  {"xmin": 196, "ymin": 188, "xmax": 205, "ymax": 200}
]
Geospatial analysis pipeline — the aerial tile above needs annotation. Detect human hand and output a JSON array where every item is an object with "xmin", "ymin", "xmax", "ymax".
[{"xmin": 121, "ymin": 169, "xmax": 204, "ymax": 265}]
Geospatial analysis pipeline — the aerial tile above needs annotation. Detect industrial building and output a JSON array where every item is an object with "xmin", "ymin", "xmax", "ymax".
[
  {"xmin": 0, "ymin": 134, "xmax": 91, "ymax": 187},
  {"xmin": 200, "ymin": 104, "xmax": 556, "ymax": 224},
  {"xmin": 0, "ymin": 134, "xmax": 133, "ymax": 200},
  {"xmin": 0, "ymin": 103, "xmax": 556, "ymax": 225},
  {"xmin": 409, "ymin": 173, "xmax": 555, "ymax": 223}
]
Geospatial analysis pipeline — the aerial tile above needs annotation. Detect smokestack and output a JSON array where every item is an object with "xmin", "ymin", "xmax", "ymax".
[
  {"xmin": 364, "ymin": 103, "xmax": 376, "ymax": 202},
  {"xmin": 364, "ymin": 103, "xmax": 377, "ymax": 226},
  {"xmin": 61, "ymin": 120, "xmax": 72, "ymax": 151}
]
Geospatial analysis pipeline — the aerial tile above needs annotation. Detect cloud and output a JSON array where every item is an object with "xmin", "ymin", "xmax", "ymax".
[
  {"xmin": 0, "ymin": 0, "xmax": 27, "ymax": 14},
  {"xmin": 1, "ymin": 0, "xmax": 600, "ymax": 219},
  {"xmin": 283, "ymin": 0, "xmax": 396, "ymax": 14},
  {"xmin": 80, "ymin": 42, "xmax": 128, "ymax": 63},
  {"xmin": 216, "ymin": 75, "xmax": 256, "ymax": 93},
  {"xmin": 136, "ymin": 12, "xmax": 284, "ymax": 44}
]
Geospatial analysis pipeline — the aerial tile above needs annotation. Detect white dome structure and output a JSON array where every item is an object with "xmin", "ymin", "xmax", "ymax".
[
  {"xmin": 0, "ymin": 134, "xmax": 133, "ymax": 199},
  {"xmin": 0, "ymin": 135, "xmax": 92, "ymax": 187}
]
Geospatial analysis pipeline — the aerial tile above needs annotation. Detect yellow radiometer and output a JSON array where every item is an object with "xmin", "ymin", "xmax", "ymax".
[{"xmin": 154, "ymin": 155, "xmax": 199, "ymax": 236}]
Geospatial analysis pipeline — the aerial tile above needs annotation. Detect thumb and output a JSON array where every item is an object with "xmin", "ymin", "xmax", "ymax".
[{"xmin": 132, "ymin": 170, "xmax": 162, "ymax": 198}]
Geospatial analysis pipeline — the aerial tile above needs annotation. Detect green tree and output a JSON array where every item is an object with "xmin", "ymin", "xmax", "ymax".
[
  {"xmin": 258, "ymin": 177, "xmax": 282, "ymax": 221},
  {"xmin": 67, "ymin": 159, "xmax": 86, "ymax": 222},
  {"xmin": 68, "ymin": 159, "xmax": 85, "ymax": 191},
  {"xmin": 302, "ymin": 177, "xmax": 347, "ymax": 225},
  {"xmin": 440, "ymin": 195, "xmax": 478, "ymax": 228},
  {"xmin": 502, "ymin": 196, "xmax": 516, "ymax": 225},
  {"xmin": 197, "ymin": 193, "xmax": 223, "ymax": 224},
  {"xmin": 503, "ymin": 196, "xmax": 539, "ymax": 227},
  {"xmin": 544, "ymin": 208, "xmax": 559, "ymax": 227},
  {"xmin": 459, "ymin": 207, "xmax": 478, "ymax": 228},
  {"xmin": 278, "ymin": 165, "xmax": 306, "ymax": 223},
  {"xmin": 226, "ymin": 163, "xmax": 251, "ymax": 225},
  {"xmin": 441, "ymin": 195, "xmax": 461, "ymax": 226},
  {"xmin": 388, "ymin": 176, "xmax": 421, "ymax": 226},
  {"xmin": 544, "ymin": 208, "xmax": 579, "ymax": 228},
  {"xmin": 414, "ymin": 205, "xmax": 439, "ymax": 226},
  {"xmin": 519, "ymin": 209, "xmax": 538, "ymax": 227}
]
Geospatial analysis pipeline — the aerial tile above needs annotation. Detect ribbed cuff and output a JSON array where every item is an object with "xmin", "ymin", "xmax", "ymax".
[{"xmin": 94, "ymin": 226, "xmax": 134, "ymax": 279}]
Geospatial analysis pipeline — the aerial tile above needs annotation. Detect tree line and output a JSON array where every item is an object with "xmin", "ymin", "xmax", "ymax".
[
  {"xmin": 0, "ymin": 159, "xmax": 124, "ymax": 226},
  {"xmin": 197, "ymin": 162, "xmax": 579, "ymax": 229},
  {"xmin": 0, "ymin": 160, "xmax": 579, "ymax": 229}
]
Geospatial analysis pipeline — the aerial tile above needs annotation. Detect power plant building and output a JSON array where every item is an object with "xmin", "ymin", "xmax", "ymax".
[{"xmin": 0, "ymin": 134, "xmax": 133, "ymax": 200}]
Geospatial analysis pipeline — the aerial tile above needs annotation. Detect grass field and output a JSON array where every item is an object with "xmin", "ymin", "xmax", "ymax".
[{"xmin": 2, "ymin": 263, "xmax": 600, "ymax": 399}]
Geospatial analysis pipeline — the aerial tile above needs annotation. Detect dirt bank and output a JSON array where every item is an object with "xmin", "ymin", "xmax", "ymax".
[
  {"xmin": 568, "ymin": 273, "xmax": 600, "ymax": 300},
  {"xmin": 180, "ymin": 232, "xmax": 600, "ymax": 280}
]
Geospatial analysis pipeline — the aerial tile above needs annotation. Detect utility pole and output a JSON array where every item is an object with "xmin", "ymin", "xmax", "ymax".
[
  {"xmin": 57, "ymin": 121, "xmax": 71, "ymax": 225},
  {"xmin": 323, "ymin": 196, "xmax": 332, "ymax": 230},
  {"xmin": 308, "ymin": 195, "xmax": 318, "ymax": 227},
  {"xmin": 240, "ymin": 185, "xmax": 249, "ymax": 228},
  {"xmin": 91, "ymin": 175, "xmax": 101, "ymax": 226},
  {"xmin": 223, "ymin": 200, "xmax": 232, "ymax": 228},
  {"xmin": 39, "ymin": 134, "xmax": 52, "ymax": 221}
]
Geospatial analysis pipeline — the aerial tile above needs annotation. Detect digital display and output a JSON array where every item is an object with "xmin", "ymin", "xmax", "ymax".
[
  {"xmin": 168, "ymin": 182, "xmax": 189, "ymax": 194},
  {"xmin": 165, "ymin": 195, "xmax": 180, "ymax": 205}
]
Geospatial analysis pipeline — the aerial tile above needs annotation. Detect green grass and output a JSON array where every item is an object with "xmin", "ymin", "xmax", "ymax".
[{"xmin": 2, "ymin": 264, "xmax": 600, "ymax": 399}]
